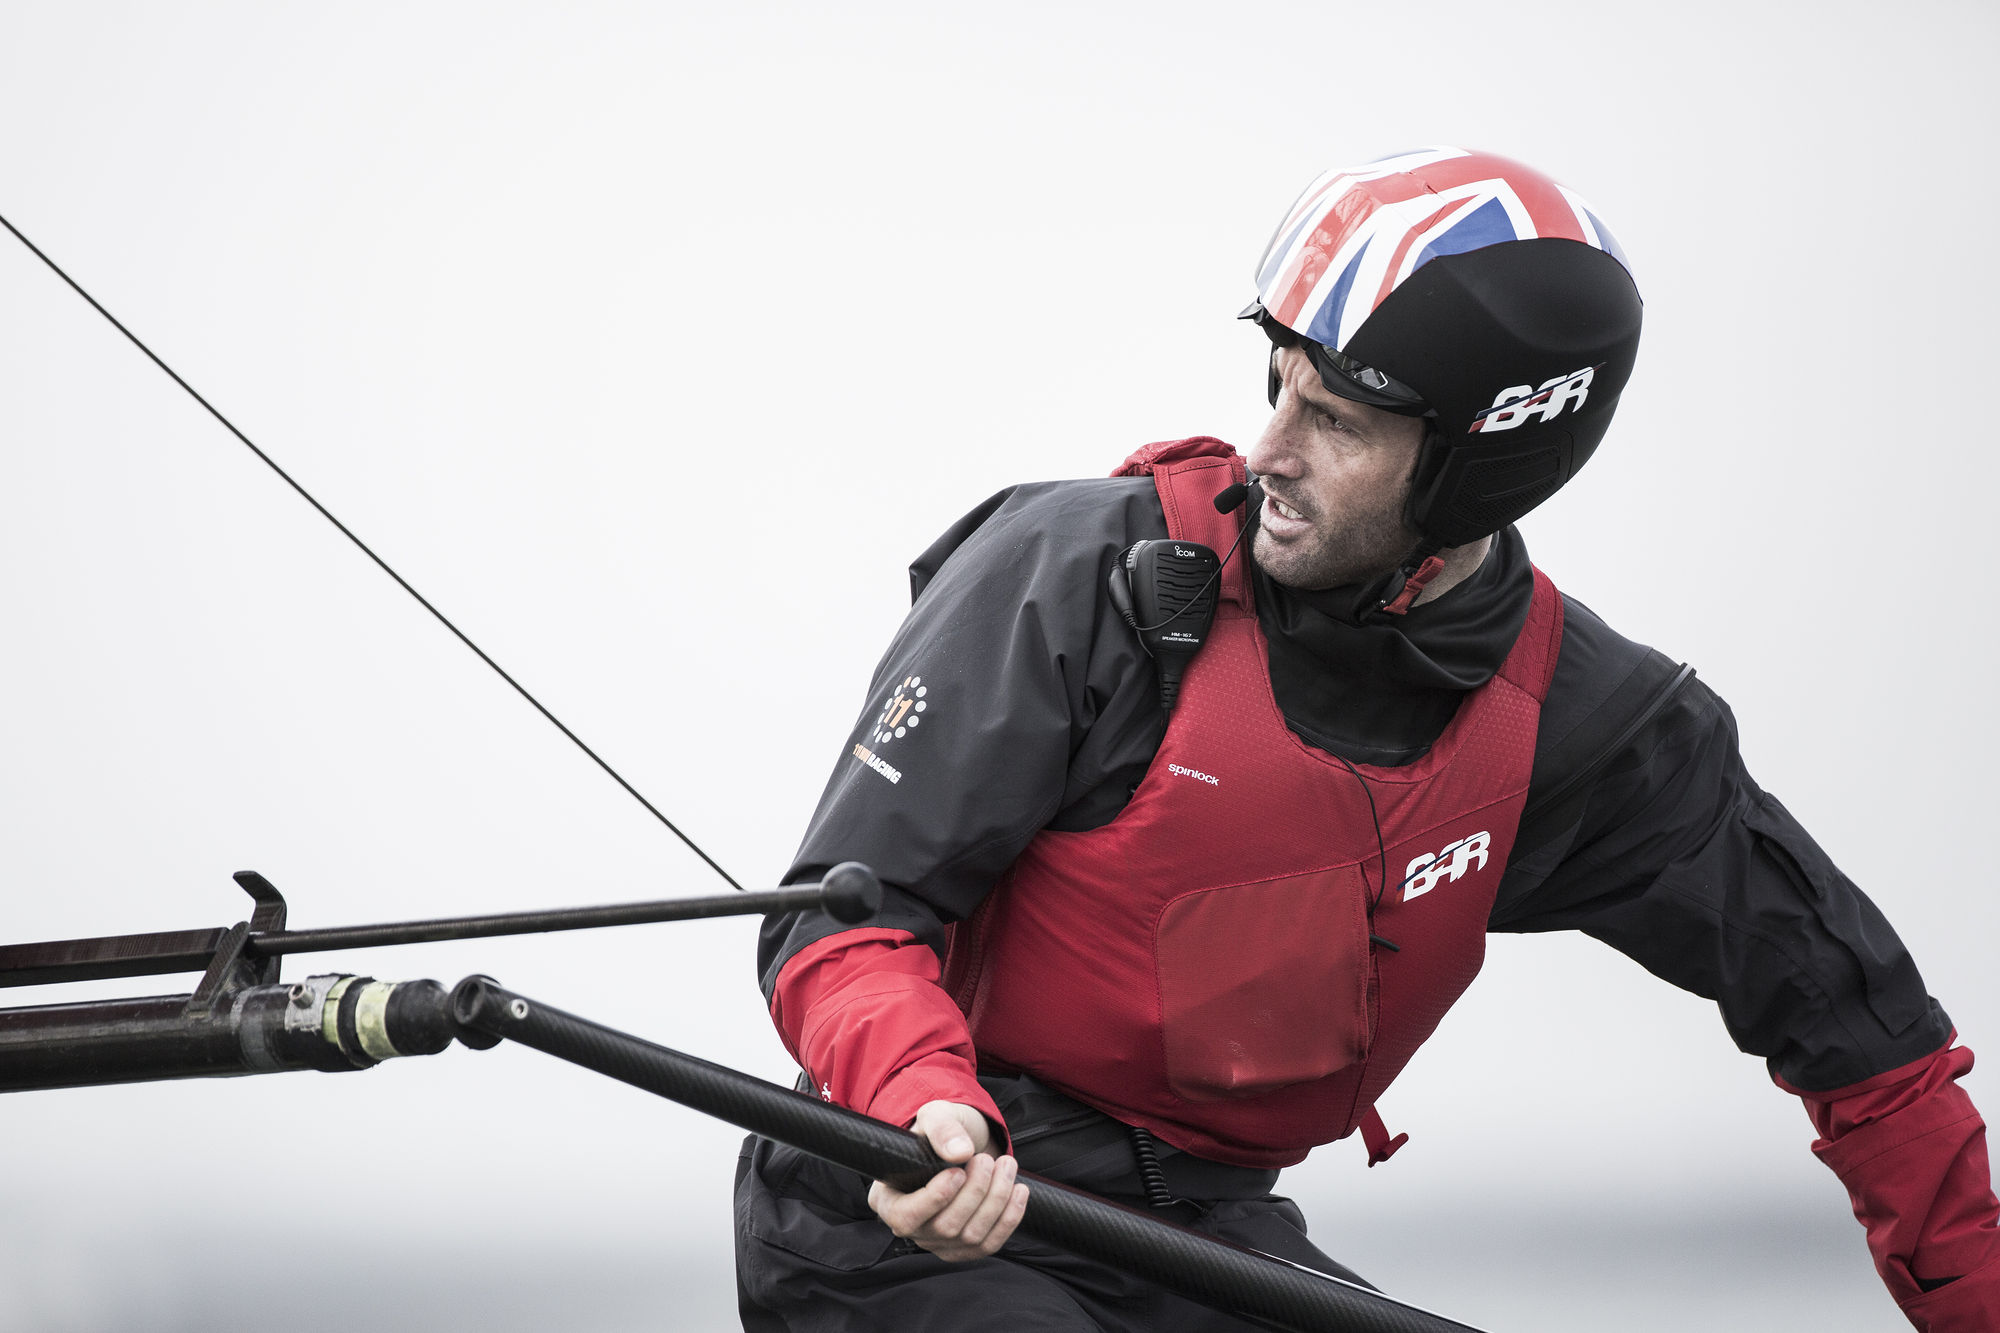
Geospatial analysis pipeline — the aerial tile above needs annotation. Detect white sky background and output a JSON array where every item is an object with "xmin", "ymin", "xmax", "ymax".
[{"xmin": 0, "ymin": 2, "xmax": 1993, "ymax": 1329}]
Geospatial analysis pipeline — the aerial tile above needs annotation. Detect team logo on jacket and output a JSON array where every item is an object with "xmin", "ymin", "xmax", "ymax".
[
  {"xmin": 1468, "ymin": 365, "xmax": 1597, "ymax": 433},
  {"xmin": 851, "ymin": 674, "xmax": 932, "ymax": 785},
  {"xmin": 1400, "ymin": 831, "xmax": 1491, "ymax": 901},
  {"xmin": 870, "ymin": 675, "xmax": 930, "ymax": 745}
]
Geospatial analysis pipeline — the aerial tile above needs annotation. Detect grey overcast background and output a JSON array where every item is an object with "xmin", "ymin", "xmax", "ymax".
[{"xmin": 1, "ymin": 3, "xmax": 1993, "ymax": 1330}]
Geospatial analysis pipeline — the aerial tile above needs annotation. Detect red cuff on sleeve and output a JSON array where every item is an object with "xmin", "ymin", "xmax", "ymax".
[
  {"xmin": 1777, "ymin": 1039, "xmax": 2000, "ymax": 1326},
  {"xmin": 1897, "ymin": 1251, "xmax": 2000, "ymax": 1333},
  {"xmin": 770, "ymin": 928, "xmax": 1007, "ymax": 1148}
]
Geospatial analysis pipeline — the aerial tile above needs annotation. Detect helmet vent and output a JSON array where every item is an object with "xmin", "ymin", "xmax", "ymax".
[{"xmin": 1447, "ymin": 448, "xmax": 1562, "ymax": 538}]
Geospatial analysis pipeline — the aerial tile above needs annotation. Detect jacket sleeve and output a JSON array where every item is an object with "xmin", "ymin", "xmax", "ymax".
[
  {"xmin": 1778, "ymin": 1042, "xmax": 2000, "ymax": 1330},
  {"xmin": 1496, "ymin": 611, "xmax": 1998, "ymax": 1324},
  {"xmin": 769, "ymin": 924, "xmax": 1006, "ymax": 1139},
  {"xmin": 757, "ymin": 478, "xmax": 1167, "ymax": 1137},
  {"xmin": 1495, "ymin": 665, "xmax": 1952, "ymax": 1084}
]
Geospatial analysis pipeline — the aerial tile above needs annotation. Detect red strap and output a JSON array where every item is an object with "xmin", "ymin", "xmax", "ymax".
[
  {"xmin": 1380, "ymin": 555, "xmax": 1447, "ymax": 616},
  {"xmin": 1114, "ymin": 436, "xmax": 1255, "ymax": 613},
  {"xmin": 1359, "ymin": 1106, "xmax": 1409, "ymax": 1167},
  {"xmin": 1111, "ymin": 435, "xmax": 1237, "ymax": 477},
  {"xmin": 1499, "ymin": 565, "xmax": 1566, "ymax": 702}
]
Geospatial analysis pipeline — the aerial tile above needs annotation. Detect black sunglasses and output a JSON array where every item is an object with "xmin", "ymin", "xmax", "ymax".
[{"xmin": 1238, "ymin": 301, "xmax": 1430, "ymax": 416}]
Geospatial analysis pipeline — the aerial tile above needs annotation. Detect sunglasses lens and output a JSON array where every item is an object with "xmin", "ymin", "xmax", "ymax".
[
  {"xmin": 1244, "ymin": 300, "xmax": 1428, "ymax": 413},
  {"xmin": 1307, "ymin": 343, "xmax": 1427, "ymax": 412}
]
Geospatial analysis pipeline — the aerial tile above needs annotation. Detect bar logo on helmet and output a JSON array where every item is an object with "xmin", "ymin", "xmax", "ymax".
[{"xmin": 1469, "ymin": 364, "xmax": 1599, "ymax": 433}]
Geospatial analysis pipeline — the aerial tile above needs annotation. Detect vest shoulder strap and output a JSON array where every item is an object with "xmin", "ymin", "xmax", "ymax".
[
  {"xmin": 1114, "ymin": 437, "xmax": 1252, "ymax": 611},
  {"xmin": 1111, "ymin": 435, "xmax": 1238, "ymax": 478},
  {"xmin": 1496, "ymin": 565, "xmax": 1565, "ymax": 703}
]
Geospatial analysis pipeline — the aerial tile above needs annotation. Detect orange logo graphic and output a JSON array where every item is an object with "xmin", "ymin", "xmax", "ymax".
[{"xmin": 871, "ymin": 675, "xmax": 930, "ymax": 747}]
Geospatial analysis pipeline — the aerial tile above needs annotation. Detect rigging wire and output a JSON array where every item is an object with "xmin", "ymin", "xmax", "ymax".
[{"xmin": 0, "ymin": 209, "xmax": 744, "ymax": 893}]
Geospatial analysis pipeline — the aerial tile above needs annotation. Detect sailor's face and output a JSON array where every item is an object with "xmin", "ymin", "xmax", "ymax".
[{"xmin": 1245, "ymin": 347, "xmax": 1427, "ymax": 592}]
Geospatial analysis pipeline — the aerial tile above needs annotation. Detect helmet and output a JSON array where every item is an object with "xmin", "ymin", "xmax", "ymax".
[{"xmin": 1243, "ymin": 147, "xmax": 1642, "ymax": 548}]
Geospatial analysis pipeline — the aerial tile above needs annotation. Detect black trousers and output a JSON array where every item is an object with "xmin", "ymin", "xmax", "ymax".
[{"xmin": 733, "ymin": 1074, "xmax": 1374, "ymax": 1331}]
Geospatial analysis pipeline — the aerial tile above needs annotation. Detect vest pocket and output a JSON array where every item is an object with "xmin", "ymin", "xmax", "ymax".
[{"xmin": 1155, "ymin": 866, "xmax": 1373, "ymax": 1101}]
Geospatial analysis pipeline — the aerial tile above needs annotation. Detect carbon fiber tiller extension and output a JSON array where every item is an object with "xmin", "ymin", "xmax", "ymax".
[{"xmin": 447, "ymin": 977, "xmax": 1491, "ymax": 1333}]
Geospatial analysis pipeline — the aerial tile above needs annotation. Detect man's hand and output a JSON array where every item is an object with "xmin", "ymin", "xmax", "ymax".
[{"xmin": 866, "ymin": 1100, "xmax": 1029, "ymax": 1262}]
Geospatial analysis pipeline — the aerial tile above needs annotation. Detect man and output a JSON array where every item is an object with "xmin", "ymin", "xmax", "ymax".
[{"xmin": 734, "ymin": 148, "xmax": 1999, "ymax": 1330}]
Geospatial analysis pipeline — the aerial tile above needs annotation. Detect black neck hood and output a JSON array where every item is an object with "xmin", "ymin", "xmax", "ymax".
[{"xmin": 1251, "ymin": 526, "xmax": 1534, "ymax": 766}]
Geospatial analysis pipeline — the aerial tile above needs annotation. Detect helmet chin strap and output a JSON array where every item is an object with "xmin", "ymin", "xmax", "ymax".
[
  {"xmin": 1354, "ymin": 540, "xmax": 1447, "ymax": 621},
  {"xmin": 1353, "ymin": 425, "xmax": 1449, "ymax": 621}
]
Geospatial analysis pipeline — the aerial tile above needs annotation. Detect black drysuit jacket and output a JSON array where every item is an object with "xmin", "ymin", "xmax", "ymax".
[{"xmin": 762, "ymin": 474, "xmax": 1950, "ymax": 1099}]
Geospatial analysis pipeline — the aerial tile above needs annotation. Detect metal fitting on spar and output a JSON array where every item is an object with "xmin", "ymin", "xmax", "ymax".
[
  {"xmin": 275, "ymin": 974, "xmax": 460, "ymax": 1071},
  {"xmin": 0, "ymin": 975, "xmax": 459, "ymax": 1092}
]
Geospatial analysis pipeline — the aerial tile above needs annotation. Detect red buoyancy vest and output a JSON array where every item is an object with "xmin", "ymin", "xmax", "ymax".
[{"xmin": 941, "ymin": 438, "xmax": 1564, "ymax": 1169}]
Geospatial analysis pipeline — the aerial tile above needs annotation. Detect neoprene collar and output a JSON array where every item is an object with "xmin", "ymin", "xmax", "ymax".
[{"xmin": 1251, "ymin": 526, "xmax": 1535, "ymax": 766}]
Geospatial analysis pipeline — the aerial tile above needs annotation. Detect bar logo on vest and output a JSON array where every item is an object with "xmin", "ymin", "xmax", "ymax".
[{"xmin": 1400, "ymin": 831, "xmax": 1491, "ymax": 901}]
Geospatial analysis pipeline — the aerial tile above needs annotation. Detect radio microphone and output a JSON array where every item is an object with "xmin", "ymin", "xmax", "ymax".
[
  {"xmin": 1108, "ymin": 539, "xmax": 1220, "ymax": 714},
  {"xmin": 1212, "ymin": 478, "xmax": 1262, "ymax": 513},
  {"xmin": 1109, "ymin": 478, "xmax": 1266, "ymax": 716}
]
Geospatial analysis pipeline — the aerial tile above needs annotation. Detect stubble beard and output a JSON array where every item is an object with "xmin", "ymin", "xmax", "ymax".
[{"xmin": 1250, "ymin": 496, "xmax": 1420, "ymax": 592}]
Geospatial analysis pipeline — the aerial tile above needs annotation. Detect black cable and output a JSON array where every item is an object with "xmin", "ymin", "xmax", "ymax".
[
  {"xmin": 1127, "ymin": 1125, "xmax": 1176, "ymax": 1209},
  {"xmin": 1328, "ymin": 753, "xmax": 1398, "ymax": 951},
  {"xmin": 0, "ymin": 209, "xmax": 743, "ymax": 893}
]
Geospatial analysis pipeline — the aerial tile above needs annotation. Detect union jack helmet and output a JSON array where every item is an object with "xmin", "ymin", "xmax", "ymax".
[{"xmin": 1243, "ymin": 147, "xmax": 1643, "ymax": 546}]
